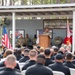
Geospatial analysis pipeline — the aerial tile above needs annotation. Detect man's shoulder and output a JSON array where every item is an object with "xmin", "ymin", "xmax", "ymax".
[
  {"xmin": 26, "ymin": 64, "xmax": 53, "ymax": 75},
  {"xmin": 49, "ymin": 63, "xmax": 55, "ymax": 67},
  {"xmin": 0, "ymin": 70, "xmax": 4, "ymax": 75},
  {"xmin": 14, "ymin": 71, "xmax": 22, "ymax": 75},
  {"xmin": 0, "ymin": 69, "xmax": 21, "ymax": 75},
  {"xmin": 24, "ymin": 64, "xmax": 36, "ymax": 71},
  {"xmin": 43, "ymin": 65, "xmax": 53, "ymax": 71},
  {"xmin": 0, "ymin": 67, "xmax": 5, "ymax": 71},
  {"xmin": 63, "ymin": 65, "xmax": 70, "ymax": 70}
]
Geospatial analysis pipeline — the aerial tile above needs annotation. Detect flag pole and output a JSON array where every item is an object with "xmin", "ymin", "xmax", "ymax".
[{"xmin": 12, "ymin": 12, "xmax": 16, "ymax": 50}]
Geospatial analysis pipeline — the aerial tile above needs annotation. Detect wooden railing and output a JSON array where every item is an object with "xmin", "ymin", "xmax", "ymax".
[{"xmin": 0, "ymin": 0, "xmax": 75, "ymax": 6}]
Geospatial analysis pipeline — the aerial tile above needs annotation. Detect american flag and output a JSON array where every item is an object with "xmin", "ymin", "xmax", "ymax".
[{"xmin": 2, "ymin": 26, "xmax": 11, "ymax": 49}]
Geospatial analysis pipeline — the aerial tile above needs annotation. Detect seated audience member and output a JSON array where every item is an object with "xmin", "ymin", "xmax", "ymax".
[
  {"xmin": 40, "ymin": 47, "xmax": 45, "ymax": 54},
  {"xmin": 27, "ymin": 44, "xmax": 33, "ymax": 50},
  {"xmin": 0, "ymin": 55, "xmax": 22, "ymax": 75},
  {"xmin": 16, "ymin": 49, "xmax": 23, "ymax": 61},
  {"xmin": 58, "ymin": 51, "xmax": 64, "ymax": 54},
  {"xmin": 52, "ymin": 46, "xmax": 57, "ymax": 49},
  {"xmin": 0, "ymin": 47, "xmax": 7, "ymax": 58},
  {"xmin": 51, "ymin": 47, "xmax": 58, "ymax": 60},
  {"xmin": 0, "ymin": 49, "xmax": 20, "ymax": 70},
  {"xmin": 50, "ymin": 48, "xmax": 54, "ymax": 60},
  {"xmin": 72, "ymin": 60, "xmax": 75, "ymax": 64},
  {"xmin": 25, "ymin": 54, "xmax": 53, "ymax": 75},
  {"xmin": 19, "ymin": 49, "xmax": 29, "ymax": 63},
  {"xmin": 22, "ymin": 43, "xmax": 27, "ymax": 49},
  {"xmin": 65, "ymin": 46, "xmax": 71, "ymax": 52},
  {"xmin": 64, "ymin": 53, "xmax": 75, "ymax": 69},
  {"xmin": 44, "ymin": 48, "xmax": 54, "ymax": 66},
  {"xmin": 72, "ymin": 52, "xmax": 75, "ymax": 64},
  {"xmin": 36, "ymin": 46, "xmax": 40, "ymax": 54},
  {"xmin": 22, "ymin": 50, "xmax": 37, "ymax": 70},
  {"xmin": 15, "ymin": 44, "xmax": 21, "ymax": 48},
  {"xmin": 49, "ymin": 53, "xmax": 70, "ymax": 75},
  {"xmin": 54, "ymin": 48, "xmax": 59, "ymax": 55},
  {"xmin": 59, "ymin": 47, "xmax": 65, "ymax": 54}
]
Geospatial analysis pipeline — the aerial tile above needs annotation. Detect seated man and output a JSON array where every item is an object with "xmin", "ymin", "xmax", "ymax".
[
  {"xmin": 25, "ymin": 34, "xmax": 31, "ymax": 46},
  {"xmin": 40, "ymin": 47, "xmax": 45, "ymax": 54},
  {"xmin": 25, "ymin": 54, "xmax": 53, "ymax": 75},
  {"xmin": 22, "ymin": 49, "xmax": 37, "ymax": 70},
  {"xmin": 17, "ymin": 34, "xmax": 25, "ymax": 47},
  {"xmin": 16, "ymin": 49, "xmax": 22, "ymax": 61},
  {"xmin": 32, "ymin": 34, "xmax": 37, "ymax": 45},
  {"xmin": 49, "ymin": 53, "xmax": 70, "ymax": 75},
  {"xmin": 19, "ymin": 49, "xmax": 29, "ymax": 63},
  {"xmin": 0, "ymin": 49, "xmax": 20, "ymax": 70},
  {"xmin": 44, "ymin": 48, "xmax": 54, "ymax": 66},
  {"xmin": 64, "ymin": 53, "xmax": 75, "ymax": 69},
  {"xmin": 0, "ymin": 55, "xmax": 22, "ymax": 75}
]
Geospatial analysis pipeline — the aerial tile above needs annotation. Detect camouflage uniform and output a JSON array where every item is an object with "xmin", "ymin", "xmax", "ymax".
[
  {"xmin": 25, "ymin": 38, "xmax": 31, "ymax": 46},
  {"xmin": 32, "ymin": 38, "xmax": 37, "ymax": 45},
  {"xmin": 43, "ymin": 31, "xmax": 52, "ymax": 38},
  {"xmin": 17, "ymin": 37, "xmax": 26, "ymax": 46}
]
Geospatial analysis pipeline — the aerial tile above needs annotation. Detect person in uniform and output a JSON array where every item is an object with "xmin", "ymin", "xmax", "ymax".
[
  {"xmin": 64, "ymin": 53, "xmax": 75, "ymax": 69},
  {"xmin": 43, "ymin": 27, "xmax": 52, "ymax": 38},
  {"xmin": 49, "ymin": 53, "xmax": 70, "ymax": 75},
  {"xmin": 43, "ymin": 27, "xmax": 52, "ymax": 46},
  {"xmin": 0, "ymin": 55, "xmax": 22, "ymax": 75},
  {"xmin": 16, "ymin": 34, "xmax": 25, "ymax": 47},
  {"xmin": 32, "ymin": 34, "xmax": 37, "ymax": 45},
  {"xmin": 25, "ymin": 34, "xmax": 31, "ymax": 46},
  {"xmin": 22, "ymin": 50, "xmax": 37, "ymax": 70},
  {"xmin": 25, "ymin": 54, "xmax": 53, "ymax": 75}
]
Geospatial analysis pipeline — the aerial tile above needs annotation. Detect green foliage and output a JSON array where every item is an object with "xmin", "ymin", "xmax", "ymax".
[
  {"xmin": 22, "ymin": 0, "xmax": 28, "ymax": 5},
  {"xmin": 60, "ymin": 0, "xmax": 66, "ymax": 3},
  {"xmin": 13, "ymin": 0, "xmax": 71, "ymax": 5},
  {"xmin": 32, "ymin": 0, "xmax": 40, "ymax": 5}
]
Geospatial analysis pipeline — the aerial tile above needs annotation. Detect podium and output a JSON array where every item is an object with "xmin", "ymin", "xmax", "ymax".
[{"xmin": 39, "ymin": 35, "xmax": 50, "ymax": 48}]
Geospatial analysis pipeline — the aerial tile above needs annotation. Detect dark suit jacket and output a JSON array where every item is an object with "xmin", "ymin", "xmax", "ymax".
[
  {"xmin": 64, "ymin": 61, "xmax": 75, "ymax": 69},
  {"xmin": 19, "ymin": 56, "xmax": 29, "ymax": 63},
  {"xmin": 26, "ymin": 63, "xmax": 53, "ymax": 75},
  {"xmin": 49, "ymin": 62, "xmax": 70, "ymax": 75},
  {"xmin": 22, "ymin": 60, "xmax": 36, "ymax": 70},
  {"xmin": 45, "ymin": 58, "xmax": 54, "ymax": 66},
  {"xmin": 0, "ymin": 67, "xmax": 21, "ymax": 72},
  {"xmin": 0, "ymin": 68, "xmax": 22, "ymax": 75}
]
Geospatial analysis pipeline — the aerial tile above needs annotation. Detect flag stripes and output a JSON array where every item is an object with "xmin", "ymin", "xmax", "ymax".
[{"xmin": 2, "ymin": 26, "xmax": 11, "ymax": 49}]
